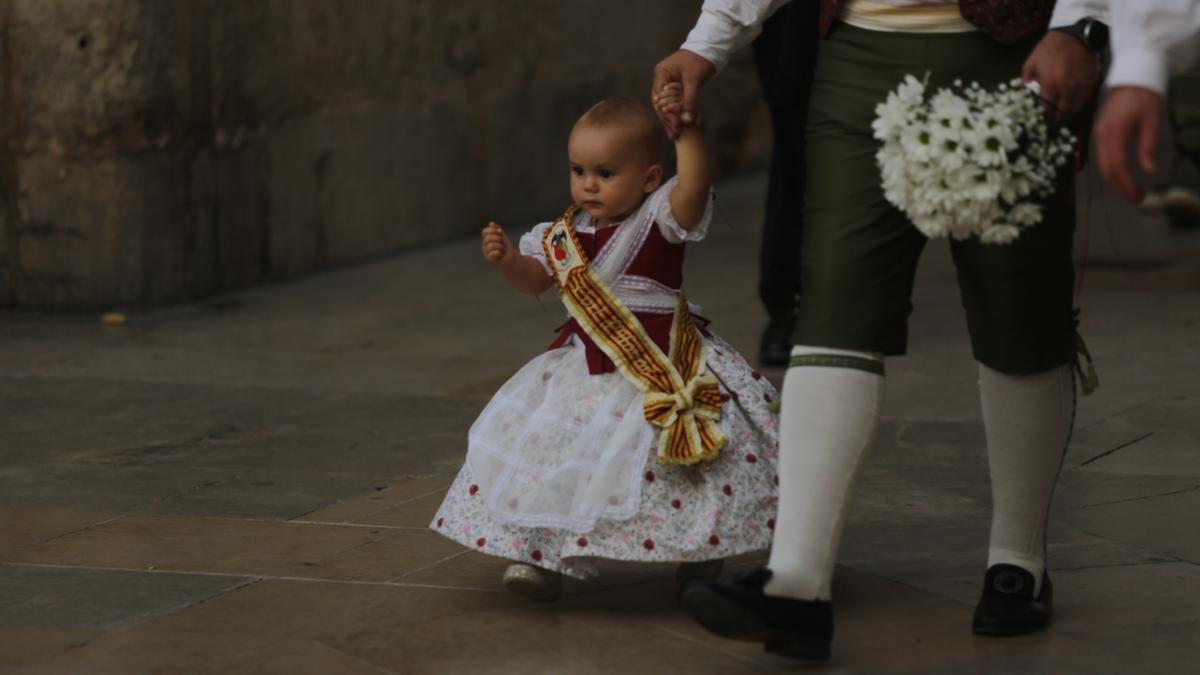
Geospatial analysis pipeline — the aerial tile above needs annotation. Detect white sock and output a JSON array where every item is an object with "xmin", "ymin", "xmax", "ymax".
[
  {"xmin": 980, "ymin": 362, "xmax": 1075, "ymax": 597},
  {"xmin": 764, "ymin": 345, "xmax": 885, "ymax": 601}
]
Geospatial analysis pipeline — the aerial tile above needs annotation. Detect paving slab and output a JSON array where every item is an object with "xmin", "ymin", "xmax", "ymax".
[
  {"xmin": 5, "ymin": 515, "xmax": 396, "ymax": 579},
  {"xmin": 295, "ymin": 479, "xmax": 453, "ymax": 526},
  {"xmin": 0, "ymin": 564, "xmax": 250, "ymax": 631},
  {"xmin": 1062, "ymin": 485, "xmax": 1200, "ymax": 563},
  {"xmin": 0, "ymin": 627, "xmax": 102, "ymax": 671},
  {"xmin": 9, "ymin": 630, "xmax": 394, "ymax": 675},
  {"xmin": 2, "ymin": 169, "xmax": 1199, "ymax": 672}
]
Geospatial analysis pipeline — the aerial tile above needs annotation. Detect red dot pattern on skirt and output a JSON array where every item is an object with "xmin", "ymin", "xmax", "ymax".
[
  {"xmin": 643, "ymin": 539, "xmax": 655, "ymax": 550},
  {"xmin": 476, "ymin": 537, "xmax": 486, "ymax": 548},
  {"xmin": 577, "ymin": 537, "xmax": 588, "ymax": 548},
  {"xmin": 709, "ymin": 535, "xmax": 720, "ymax": 545}
]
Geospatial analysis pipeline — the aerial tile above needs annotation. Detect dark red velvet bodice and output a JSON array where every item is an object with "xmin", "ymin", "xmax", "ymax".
[{"xmin": 548, "ymin": 224, "xmax": 707, "ymax": 375}]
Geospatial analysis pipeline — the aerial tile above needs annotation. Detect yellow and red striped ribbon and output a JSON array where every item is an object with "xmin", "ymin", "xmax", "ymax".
[{"xmin": 543, "ymin": 206, "xmax": 726, "ymax": 466}]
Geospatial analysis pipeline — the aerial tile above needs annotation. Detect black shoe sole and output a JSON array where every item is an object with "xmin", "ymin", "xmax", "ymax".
[
  {"xmin": 971, "ymin": 617, "xmax": 1051, "ymax": 637},
  {"xmin": 681, "ymin": 584, "xmax": 831, "ymax": 662}
]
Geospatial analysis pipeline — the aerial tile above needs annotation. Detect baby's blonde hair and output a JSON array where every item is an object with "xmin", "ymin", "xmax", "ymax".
[{"xmin": 575, "ymin": 97, "xmax": 666, "ymax": 165}]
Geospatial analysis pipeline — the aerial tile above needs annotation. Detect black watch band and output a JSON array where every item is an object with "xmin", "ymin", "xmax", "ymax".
[{"xmin": 1051, "ymin": 17, "xmax": 1110, "ymax": 54}]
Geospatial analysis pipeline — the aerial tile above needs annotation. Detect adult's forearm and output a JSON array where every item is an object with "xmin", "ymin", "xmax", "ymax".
[{"xmin": 681, "ymin": 0, "xmax": 793, "ymax": 72}]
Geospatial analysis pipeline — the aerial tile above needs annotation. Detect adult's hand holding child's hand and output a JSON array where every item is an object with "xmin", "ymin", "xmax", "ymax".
[
  {"xmin": 653, "ymin": 83, "xmax": 689, "ymax": 126},
  {"xmin": 481, "ymin": 222, "xmax": 516, "ymax": 267},
  {"xmin": 651, "ymin": 50, "xmax": 715, "ymax": 139}
]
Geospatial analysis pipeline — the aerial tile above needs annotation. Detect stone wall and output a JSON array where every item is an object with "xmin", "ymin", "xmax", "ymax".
[{"xmin": 0, "ymin": 0, "xmax": 766, "ymax": 309}]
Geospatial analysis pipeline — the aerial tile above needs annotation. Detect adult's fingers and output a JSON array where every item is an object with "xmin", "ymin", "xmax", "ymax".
[
  {"xmin": 1137, "ymin": 108, "xmax": 1160, "ymax": 175},
  {"xmin": 651, "ymin": 63, "xmax": 682, "ymax": 137},
  {"xmin": 1097, "ymin": 115, "xmax": 1140, "ymax": 202},
  {"xmin": 679, "ymin": 70, "xmax": 705, "ymax": 124}
]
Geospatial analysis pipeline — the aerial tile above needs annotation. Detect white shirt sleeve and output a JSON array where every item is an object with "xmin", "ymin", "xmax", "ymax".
[
  {"xmin": 680, "ymin": 0, "xmax": 793, "ymax": 72},
  {"xmin": 1048, "ymin": 0, "xmax": 1110, "ymax": 28},
  {"xmin": 1106, "ymin": 0, "xmax": 1200, "ymax": 95}
]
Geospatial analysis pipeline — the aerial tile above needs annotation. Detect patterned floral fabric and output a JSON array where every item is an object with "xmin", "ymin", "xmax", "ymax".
[
  {"xmin": 431, "ymin": 335, "xmax": 780, "ymax": 578},
  {"xmin": 820, "ymin": 0, "xmax": 1055, "ymax": 44},
  {"xmin": 434, "ymin": 181, "xmax": 780, "ymax": 577}
]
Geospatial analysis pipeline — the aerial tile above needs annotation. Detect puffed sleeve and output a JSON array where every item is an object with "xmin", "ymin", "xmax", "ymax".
[
  {"xmin": 655, "ymin": 177, "xmax": 715, "ymax": 244},
  {"xmin": 517, "ymin": 222, "xmax": 555, "ymax": 276}
]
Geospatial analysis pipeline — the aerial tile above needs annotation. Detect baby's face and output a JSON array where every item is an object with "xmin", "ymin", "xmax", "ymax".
[{"xmin": 568, "ymin": 125, "xmax": 659, "ymax": 226}]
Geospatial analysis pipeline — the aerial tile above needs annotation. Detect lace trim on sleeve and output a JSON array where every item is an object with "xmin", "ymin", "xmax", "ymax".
[
  {"xmin": 517, "ymin": 222, "xmax": 555, "ymax": 276},
  {"xmin": 655, "ymin": 181, "xmax": 715, "ymax": 244}
]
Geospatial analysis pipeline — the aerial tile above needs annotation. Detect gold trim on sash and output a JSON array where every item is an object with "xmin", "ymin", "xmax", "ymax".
[{"xmin": 543, "ymin": 205, "xmax": 726, "ymax": 466}]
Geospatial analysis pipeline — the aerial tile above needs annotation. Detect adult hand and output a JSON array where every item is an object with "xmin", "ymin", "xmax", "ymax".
[
  {"xmin": 1021, "ymin": 31, "xmax": 1099, "ymax": 123},
  {"xmin": 1096, "ymin": 86, "xmax": 1164, "ymax": 203},
  {"xmin": 651, "ymin": 49, "xmax": 716, "ymax": 139}
]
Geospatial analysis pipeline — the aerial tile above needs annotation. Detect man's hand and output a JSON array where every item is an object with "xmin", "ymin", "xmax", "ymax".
[
  {"xmin": 653, "ymin": 83, "xmax": 689, "ymax": 125},
  {"xmin": 651, "ymin": 50, "xmax": 716, "ymax": 139},
  {"xmin": 1022, "ymin": 31, "xmax": 1099, "ymax": 122},
  {"xmin": 481, "ymin": 222, "xmax": 516, "ymax": 267},
  {"xmin": 1096, "ymin": 86, "xmax": 1164, "ymax": 203}
]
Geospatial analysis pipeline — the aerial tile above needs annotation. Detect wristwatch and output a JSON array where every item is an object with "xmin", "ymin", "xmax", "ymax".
[{"xmin": 1050, "ymin": 17, "xmax": 1110, "ymax": 54}]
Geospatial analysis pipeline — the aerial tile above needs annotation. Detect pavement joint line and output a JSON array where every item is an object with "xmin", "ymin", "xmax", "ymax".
[
  {"xmin": 0, "ymin": 561, "xmax": 503, "ymax": 593},
  {"xmin": 290, "ymin": 484, "xmax": 452, "ymax": 525},
  {"xmin": 1052, "ymin": 559, "xmax": 1182, "ymax": 573},
  {"xmin": 392, "ymin": 550, "xmax": 472, "ymax": 580},
  {"xmin": 38, "ymin": 514, "xmax": 125, "ymax": 546},
  {"xmin": 284, "ymin": 519, "xmax": 430, "ymax": 531},
  {"xmin": 1070, "ymin": 483, "xmax": 1200, "ymax": 510},
  {"xmin": 1073, "ymin": 397, "xmax": 1159, "ymax": 433},
  {"xmin": 142, "ymin": 513, "xmax": 430, "ymax": 531},
  {"xmin": 312, "ymin": 639, "xmax": 401, "ymax": 675},
  {"xmin": 647, "ymin": 623, "xmax": 782, "ymax": 672},
  {"xmin": 1079, "ymin": 431, "xmax": 1156, "ymax": 466}
]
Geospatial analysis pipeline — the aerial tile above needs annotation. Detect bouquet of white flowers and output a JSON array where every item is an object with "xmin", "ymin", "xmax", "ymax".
[{"xmin": 872, "ymin": 75, "xmax": 1077, "ymax": 245}]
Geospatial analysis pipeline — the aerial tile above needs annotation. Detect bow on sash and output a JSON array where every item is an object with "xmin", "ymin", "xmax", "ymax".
[{"xmin": 542, "ymin": 206, "xmax": 726, "ymax": 466}]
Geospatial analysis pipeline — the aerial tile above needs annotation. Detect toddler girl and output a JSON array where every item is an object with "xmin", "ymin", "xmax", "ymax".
[{"xmin": 431, "ymin": 91, "xmax": 780, "ymax": 600}]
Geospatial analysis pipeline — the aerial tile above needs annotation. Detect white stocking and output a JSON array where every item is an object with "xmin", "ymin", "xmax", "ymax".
[
  {"xmin": 764, "ymin": 346, "xmax": 885, "ymax": 601},
  {"xmin": 980, "ymin": 362, "xmax": 1075, "ymax": 597}
]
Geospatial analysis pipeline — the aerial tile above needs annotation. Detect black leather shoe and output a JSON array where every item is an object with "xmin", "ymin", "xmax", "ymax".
[
  {"xmin": 681, "ymin": 568, "xmax": 833, "ymax": 662},
  {"xmin": 758, "ymin": 315, "xmax": 794, "ymax": 368},
  {"xmin": 972, "ymin": 564, "xmax": 1053, "ymax": 636}
]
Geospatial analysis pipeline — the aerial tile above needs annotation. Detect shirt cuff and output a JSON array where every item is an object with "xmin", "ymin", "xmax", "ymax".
[
  {"xmin": 680, "ymin": 10, "xmax": 758, "ymax": 74},
  {"xmin": 1047, "ymin": 2, "xmax": 1107, "ymax": 29},
  {"xmin": 1107, "ymin": 46, "xmax": 1169, "ymax": 95}
]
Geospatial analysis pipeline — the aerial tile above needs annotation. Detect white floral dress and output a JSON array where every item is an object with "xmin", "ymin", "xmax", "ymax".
[{"xmin": 431, "ymin": 180, "xmax": 780, "ymax": 578}]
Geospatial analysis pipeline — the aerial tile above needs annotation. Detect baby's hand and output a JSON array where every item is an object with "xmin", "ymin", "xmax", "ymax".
[
  {"xmin": 653, "ymin": 83, "xmax": 690, "ymax": 126},
  {"xmin": 481, "ymin": 222, "xmax": 516, "ymax": 267}
]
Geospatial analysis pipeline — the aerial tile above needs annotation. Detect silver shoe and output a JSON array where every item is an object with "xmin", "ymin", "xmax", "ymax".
[{"xmin": 502, "ymin": 563, "xmax": 563, "ymax": 601}]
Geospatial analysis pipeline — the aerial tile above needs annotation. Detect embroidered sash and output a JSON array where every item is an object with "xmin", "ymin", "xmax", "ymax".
[{"xmin": 542, "ymin": 205, "xmax": 726, "ymax": 466}]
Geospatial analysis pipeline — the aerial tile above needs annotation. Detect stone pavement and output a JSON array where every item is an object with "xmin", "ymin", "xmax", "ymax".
[{"xmin": 1, "ymin": 171, "xmax": 1198, "ymax": 674}]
